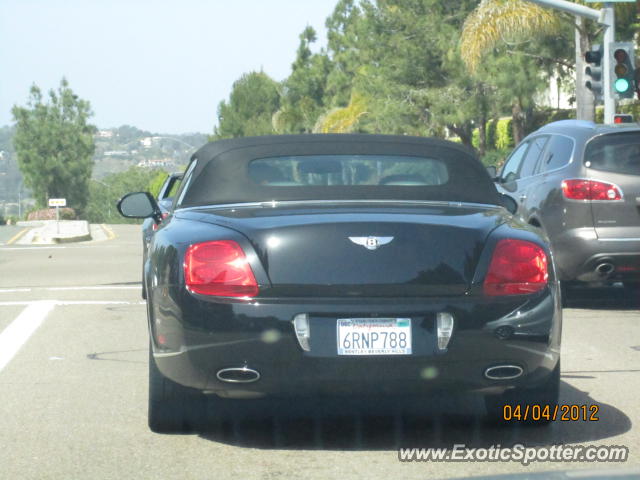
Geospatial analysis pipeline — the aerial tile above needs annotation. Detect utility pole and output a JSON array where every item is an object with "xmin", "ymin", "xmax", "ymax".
[
  {"xmin": 575, "ymin": 16, "xmax": 595, "ymax": 121},
  {"xmin": 523, "ymin": 0, "xmax": 620, "ymax": 124},
  {"xmin": 601, "ymin": 4, "xmax": 616, "ymax": 124}
]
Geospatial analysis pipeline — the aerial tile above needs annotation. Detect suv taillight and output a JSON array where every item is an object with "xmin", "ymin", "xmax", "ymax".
[
  {"xmin": 184, "ymin": 240, "xmax": 258, "ymax": 297},
  {"xmin": 561, "ymin": 179, "xmax": 622, "ymax": 201},
  {"xmin": 484, "ymin": 239, "xmax": 548, "ymax": 296}
]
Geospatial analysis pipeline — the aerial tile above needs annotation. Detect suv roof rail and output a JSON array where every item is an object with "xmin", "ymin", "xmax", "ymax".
[{"xmin": 540, "ymin": 120, "xmax": 597, "ymax": 130}]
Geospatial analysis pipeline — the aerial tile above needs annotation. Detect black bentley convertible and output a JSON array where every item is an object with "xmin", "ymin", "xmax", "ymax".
[{"xmin": 118, "ymin": 134, "xmax": 561, "ymax": 433}]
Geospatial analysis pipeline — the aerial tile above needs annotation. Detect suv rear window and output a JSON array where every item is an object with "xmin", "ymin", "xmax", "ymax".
[{"xmin": 585, "ymin": 132, "xmax": 640, "ymax": 176}]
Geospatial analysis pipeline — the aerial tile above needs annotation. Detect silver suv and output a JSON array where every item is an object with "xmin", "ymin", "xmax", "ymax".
[{"xmin": 495, "ymin": 120, "xmax": 640, "ymax": 289}]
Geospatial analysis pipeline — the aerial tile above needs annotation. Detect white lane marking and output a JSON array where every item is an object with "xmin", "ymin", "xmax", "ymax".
[
  {"xmin": 55, "ymin": 301, "xmax": 146, "ymax": 305},
  {"xmin": 0, "ymin": 301, "xmax": 145, "ymax": 306},
  {"xmin": 0, "ymin": 244, "xmax": 131, "ymax": 251},
  {"xmin": 0, "ymin": 300, "xmax": 56, "ymax": 372},
  {"xmin": 0, "ymin": 246, "xmax": 68, "ymax": 251},
  {"xmin": 46, "ymin": 286, "xmax": 140, "ymax": 291},
  {"xmin": 0, "ymin": 286, "xmax": 139, "ymax": 294}
]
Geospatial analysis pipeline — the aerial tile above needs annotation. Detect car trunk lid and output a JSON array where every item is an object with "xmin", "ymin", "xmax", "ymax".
[{"xmin": 180, "ymin": 203, "xmax": 506, "ymax": 297}]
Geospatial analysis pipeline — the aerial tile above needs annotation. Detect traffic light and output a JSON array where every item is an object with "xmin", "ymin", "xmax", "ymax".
[
  {"xmin": 611, "ymin": 42, "xmax": 635, "ymax": 99},
  {"xmin": 584, "ymin": 44, "xmax": 603, "ymax": 101}
]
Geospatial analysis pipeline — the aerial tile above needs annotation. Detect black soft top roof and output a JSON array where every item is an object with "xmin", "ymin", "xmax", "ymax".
[
  {"xmin": 179, "ymin": 134, "xmax": 501, "ymax": 207},
  {"xmin": 190, "ymin": 134, "xmax": 476, "ymax": 165}
]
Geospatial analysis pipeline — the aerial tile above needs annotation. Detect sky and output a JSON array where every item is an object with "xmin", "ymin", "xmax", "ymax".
[{"xmin": 0, "ymin": 0, "xmax": 338, "ymax": 134}]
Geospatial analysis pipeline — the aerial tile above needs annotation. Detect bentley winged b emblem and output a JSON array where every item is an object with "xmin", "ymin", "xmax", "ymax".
[{"xmin": 348, "ymin": 236, "xmax": 394, "ymax": 251}]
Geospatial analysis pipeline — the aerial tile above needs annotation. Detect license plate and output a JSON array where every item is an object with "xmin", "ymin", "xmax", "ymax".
[{"xmin": 337, "ymin": 318, "xmax": 412, "ymax": 355}]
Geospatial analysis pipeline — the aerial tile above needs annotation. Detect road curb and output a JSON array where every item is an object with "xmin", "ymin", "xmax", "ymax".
[
  {"xmin": 52, "ymin": 232, "xmax": 93, "ymax": 244},
  {"xmin": 23, "ymin": 220, "xmax": 93, "ymax": 245},
  {"xmin": 49, "ymin": 220, "xmax": 92, "ymax": 244}
]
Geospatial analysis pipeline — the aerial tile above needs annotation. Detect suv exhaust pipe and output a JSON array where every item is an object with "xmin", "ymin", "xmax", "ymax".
[{"xmin": 595, "ymin": 262, "xmax": 615, "ymax": 276}]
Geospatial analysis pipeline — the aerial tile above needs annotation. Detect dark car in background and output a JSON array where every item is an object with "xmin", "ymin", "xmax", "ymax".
[
  {"xmin": 495, "ymin": 120, "xmax": 640, "ymax": 291},
  {"xmin": 141, "ymin": 172, "xmax": 182, "ymax": 298},
  {"xmin": 118, "ymin": 134, "xmax": 561, "ymax": 433}
]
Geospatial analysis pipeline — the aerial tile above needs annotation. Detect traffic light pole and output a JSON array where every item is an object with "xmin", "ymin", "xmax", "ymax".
[
  {"xmin": 523, "ymin": 0, "xmax": 616, "ymax": 124},
  {"xmin": 602, "ymin": 4, "xmax": 615, "ymax": 124}
]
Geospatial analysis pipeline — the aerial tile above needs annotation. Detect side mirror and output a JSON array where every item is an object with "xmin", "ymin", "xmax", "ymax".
[
  {"xmin": 486, "ymin": 166, "xmax": 497, "ymax": 179},
  {"xmin": 117, "ymin": 192, "xmax": 161, "ymax": 221},
  {"xmin": 500, "ymin": 194, "xmax": 518, "ymax": 215}
]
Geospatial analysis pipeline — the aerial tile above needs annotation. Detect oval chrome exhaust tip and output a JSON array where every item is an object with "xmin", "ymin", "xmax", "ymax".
[
  {"xmin": 216, "ymin": 367, "xmax": 261, "ymax": 384},
  {"xmin": 484, "ymin": 365, "xmax": 524, "ymax": 380}
]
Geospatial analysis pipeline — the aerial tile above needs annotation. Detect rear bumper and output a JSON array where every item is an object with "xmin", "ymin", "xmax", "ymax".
[
  {"xmin": 552, "ymin": 228, "xmax": 640, "ymax": 282},
  {"xmin": 149, "ymin": 285, "xmax": 562, "ymax": 398}
]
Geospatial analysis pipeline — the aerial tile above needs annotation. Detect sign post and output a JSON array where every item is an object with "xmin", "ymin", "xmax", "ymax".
[{"xmin": 48, "ymin": 198, "xmax": 67, "ymax": 235}]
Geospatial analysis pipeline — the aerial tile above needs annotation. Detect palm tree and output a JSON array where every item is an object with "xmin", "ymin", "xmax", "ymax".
[
  {"xmin": 313, "ymin": 92, "xmax": 368, "ymax": 133},
  {"xmin": 461, "ymin": 1, "xmax": 560, "ymax": 73},
  {"xmin": 460, "ymin": 0, "xmax": 595, "ymax": 140}
]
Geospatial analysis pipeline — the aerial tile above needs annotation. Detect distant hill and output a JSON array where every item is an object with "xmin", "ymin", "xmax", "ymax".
[
  {"xmin": 0, "ymin": 124, "xmax": 208, "ymax": 207},
  {"xmin": 92, "ymin": 126, "xmax": 208, "ymax": 178}
]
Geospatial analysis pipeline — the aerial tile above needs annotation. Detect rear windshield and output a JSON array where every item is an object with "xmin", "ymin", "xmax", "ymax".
[
  {"xmin": 248, "ymin": 155, "xmax": 449, "ymax": 187},
  {"xmin": 585, "ymin": 132, "xmax": 640, "ymax": 176}
]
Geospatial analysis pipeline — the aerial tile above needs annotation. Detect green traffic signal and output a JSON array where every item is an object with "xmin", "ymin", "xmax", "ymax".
[
  {"xmin": 614, "ymin": 77, "xmax": 631, "ymax": 93},
  {"xmin": 611, "ymin": 42, "xmax": 635, "ymax": 99}
]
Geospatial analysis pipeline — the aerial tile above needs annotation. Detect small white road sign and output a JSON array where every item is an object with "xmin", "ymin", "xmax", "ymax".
[{"xmin": 49, "ymin": 198, "xmax": 67, "ymax": 207}]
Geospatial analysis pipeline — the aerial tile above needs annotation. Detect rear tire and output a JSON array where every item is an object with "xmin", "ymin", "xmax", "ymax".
[
  {"xmin": 485, "ymin": 362, "xmax": 560, "ymax": 426},
  {"xmin": 148, "ymin": 344, "xmax": 204, "ymax": 433}
]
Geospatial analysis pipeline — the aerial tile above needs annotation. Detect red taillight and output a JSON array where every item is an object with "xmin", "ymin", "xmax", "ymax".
[
  {"xmin": 184, "ymin": 240, "xmax": 258, "ymax": 297},
  {"xmin": 484, "ymin": 239, "xmax": 548, "ymax": 296},
  {"xmin": 561, "ymin": 179, "xmax": 622, "ymax": 201},
  {"xmin": 152, "ymin": 213, "xmax": 169, "ymax": 231}
]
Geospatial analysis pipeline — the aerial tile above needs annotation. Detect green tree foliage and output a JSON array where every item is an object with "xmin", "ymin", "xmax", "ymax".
[
  {"xmin": 85, "ymin": 167, "xmax": 168, "ymax": 224},
  {"xmin": 323, "ymin": 0, "xmax": 366, "ymax": 107},
  {"xmin": 214, "ymin": 0, "xmax": 635, "ymax": 155},
  {"xmin": 321, "ymin": 0, "xmax": 484, "ymax": 144},
  {"xmin": 315, "ymin": 91, "xmax": 368, "ymax": 133},
  {"xmin": 460, "ymin": 0, "xmax": 559, "ymax": 73},
  {"xmin": 11, "ymin": 78, "xmax": 96, "ymax": 214},
  {"xmin": 147, "ymin": 170, "xmax": 170, "ymax": 198},
  {"xmin": 495, "ymin": 118, "xmax": 514, "ymax": 150},
  {"xmin": 274, "ymin": 27, "xmax": 332, "ymax": 133},
  {"xmin": 212, "ymin": 72, "xmax": 281, "ymax": 139}
]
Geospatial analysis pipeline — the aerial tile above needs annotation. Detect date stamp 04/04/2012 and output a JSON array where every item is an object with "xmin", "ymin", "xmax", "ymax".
[{"xmin": 502, "ymin": 404, "xmax": 600, "ymax": 422}]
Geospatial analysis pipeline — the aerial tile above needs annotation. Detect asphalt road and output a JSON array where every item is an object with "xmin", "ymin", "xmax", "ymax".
[{"xmin": 0, "ymin": 224, "xmax": 638, "ymax": 479}]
